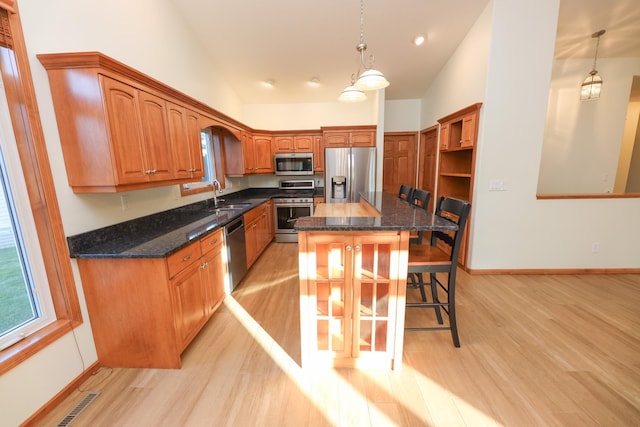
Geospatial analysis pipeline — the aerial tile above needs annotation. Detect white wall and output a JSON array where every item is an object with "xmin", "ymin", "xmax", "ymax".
[
  {"xmin": 539, "ymin": 57, "xmax": 640, "ymax": 194},
  {"xmin": 420, "ymin": 3, "xmax": 492, "ymax": 128},
  {"xmin": 242, "ymin": 99, "xmax": 378, "ymax": 130},
  {"xmin": 384, "ymin": 99, "xmax": 422, "ymax": 132},
  {"xmin": 465, "ymin": 0, "xmax": 640, "ymax": 269}
]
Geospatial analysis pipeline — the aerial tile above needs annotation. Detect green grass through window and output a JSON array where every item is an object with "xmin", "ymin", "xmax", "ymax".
[{"xmin": 0, "ymin": 246, "xmax": 35, "ymax": 335}]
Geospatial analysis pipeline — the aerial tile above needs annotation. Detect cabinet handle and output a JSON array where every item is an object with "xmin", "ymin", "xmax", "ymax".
[
  {"xmin": 346, "ymin": 245, "xmax": 352, "ymax": 251},
  {"xmin": 210, "ymin": 239, "xmax": 218, "ymax": 245},
  {"xmin": 355, "ymin": 245, "xmax": 361, "ymax": 251},
  {"xmin": 182, "ymin": 254, "xmax": 193, "ymax": 262},
  {"xmin": 145, "ymin": 169, "xmax": 151, "ymax": 174},
  {"xmin": 150, "ymin": 169, "xmax": 157, "ymax": 174},
  {"xmin": 188, "ymin": 168, "xmax": 196, "ymax": 172}
]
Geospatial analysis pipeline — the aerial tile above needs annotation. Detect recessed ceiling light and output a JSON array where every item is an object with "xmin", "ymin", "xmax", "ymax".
[
  {"xmin": 413, "ymin": 34, "xmax": 426, "ymax": 46},
  {"xmin": 262, "ymin": 79, "xmax": 275, "ymax": 88},
  {"xmin": 308, "ymin": 78, "xmax": 320, "ymax": 87}
]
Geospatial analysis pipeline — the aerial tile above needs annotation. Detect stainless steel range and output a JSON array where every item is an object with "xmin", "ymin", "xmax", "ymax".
[{"xmin": 273, "ymin": 179, "xmax": 315, "ymax": 243}]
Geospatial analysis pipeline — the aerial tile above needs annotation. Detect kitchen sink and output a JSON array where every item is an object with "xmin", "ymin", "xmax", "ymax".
[
  {"xmin": 219, "ymin": 203, "xmax": 251, "ymax": 209},
  {"xmin": 208, "ymin": 203, "xmax": 251, "ymax": 214}
]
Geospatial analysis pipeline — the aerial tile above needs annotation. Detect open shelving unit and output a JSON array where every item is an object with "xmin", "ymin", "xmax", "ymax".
[{"xmin": 436, "ymin": 103, "xmax": 482, "ymax": 270}]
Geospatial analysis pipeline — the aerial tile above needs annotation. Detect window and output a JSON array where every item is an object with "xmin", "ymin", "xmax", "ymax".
[
  {"xmin": 0, "ymin": 103, "xmax": 54, "ymax": 351},
  {"xmin": 181, "ymin": 126, "xmax": 225, "ymax": 196},
  {"xmin": 0, "ymin": 5, "xmax": 81, "ymax": 374}
]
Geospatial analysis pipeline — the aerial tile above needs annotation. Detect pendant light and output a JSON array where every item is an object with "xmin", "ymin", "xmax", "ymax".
[
  {"xmin": 581, "ymin": 29, "xmax": 605, "ymax": 101},
  {"xmin": 338, "ymin": 73, "xmax": 367, "ymax": 102},
  {"xmin": 339, "ymin": 0, "xmax": 389, "ymax": 101}
]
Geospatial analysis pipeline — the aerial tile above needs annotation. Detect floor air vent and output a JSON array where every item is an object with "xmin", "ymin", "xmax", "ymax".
[{"xmin": 56, "ymin": 391, "xmax": 101, "ymax": 426}]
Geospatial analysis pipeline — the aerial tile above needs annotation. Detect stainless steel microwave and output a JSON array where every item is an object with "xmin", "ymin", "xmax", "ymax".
[{"xmin": 274, "ymin": 153, "xmax": 314, "ymax": 175}]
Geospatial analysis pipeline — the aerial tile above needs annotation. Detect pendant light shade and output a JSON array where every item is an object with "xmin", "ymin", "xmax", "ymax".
[
  {"xmin": 338, "ymin": 84, "xmax": 367, "ymax": 102},
  {"xmin": 580, "ymin": 29, "xmax": 605, "ymax": 101},
  {"xmin": 354, "ymin": 68, "xmax": 390, "ymax": 91},
  {"xmin": 581, "ymin": 71, "xmax": 603, "ymax": 100}
]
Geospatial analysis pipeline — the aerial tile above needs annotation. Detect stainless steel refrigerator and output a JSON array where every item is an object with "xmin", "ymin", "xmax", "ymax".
[{"xmin": 324, "ymin": 147, "xmax": 376, "ymax": 203}]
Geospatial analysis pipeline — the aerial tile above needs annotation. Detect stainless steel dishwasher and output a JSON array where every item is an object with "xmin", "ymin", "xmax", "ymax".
[{"xmin": 225, "ymin": 217, "xmax": 247, "ymax": 291}]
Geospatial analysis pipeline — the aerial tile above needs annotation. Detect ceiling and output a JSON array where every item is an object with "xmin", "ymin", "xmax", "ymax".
[{"xmin": 170, "ymin": 0, "xmax": 640, "ymax": 105}]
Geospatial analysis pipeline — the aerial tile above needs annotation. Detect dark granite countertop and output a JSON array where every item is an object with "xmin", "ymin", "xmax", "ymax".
[
  {"xmin": 294, "ymin": 192, "xmax": 458, "ymax": 232},
  {"xmin": 67, "ymin": 188, "xmax": 282, "ymax": 259}
]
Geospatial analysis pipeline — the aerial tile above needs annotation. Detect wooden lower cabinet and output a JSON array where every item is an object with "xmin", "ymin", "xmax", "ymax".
[
  {"xmin": 298, "ymin": 231, "xmax": 409, "ymax": 369},
  {"xmin": 244, "ymin": 201, "xmax": 274, "ymax": 268},
  {"xmin": 77, "ymin": 228, "xmax": 226, "ymax": 369}
]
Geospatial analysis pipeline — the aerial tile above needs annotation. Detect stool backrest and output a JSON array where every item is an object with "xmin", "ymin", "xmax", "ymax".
[
  {"xmin": 398, "ymin": 185, "xmax": 414, "ymax": 201},
  {"xmin": 410, "ymin": 189, "xmax": 431, "ymax": 210},
  {"xmin": 431, "ymin": 196, "xmax": 471, "ymax": 262}
]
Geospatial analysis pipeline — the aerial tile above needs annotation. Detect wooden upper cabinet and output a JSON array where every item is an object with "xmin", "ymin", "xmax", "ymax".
[
  {"xmin": 460, "ymin": 113, "xmax": 477, "ymax": 148},
  {"xmin": 322, "ymin": 126, "xmax": 376, "ymax": 148},
  {"xmin": 293, "ymin": 135, "xmax": 313, "ymax": 151},
  {"xmin": 313, "ymin": 134, "xmax": 324, "ymax": 172},
  {"xmin": 273, "ymin": 135, "xmax": 294, "ymax": 152},
  {"xmin": 251, "ymin": 135, "xmax": 275, "ymax": 173},
  {"xmin": 438, "ymin": 103, "xmax": 481, "ymax": 152},
  {"xmin": 168, "ymin": 104, "xmax": 204, "ymax": 180},
  {"xmin": 273, "ymin": 134, "xmax": 314, "ymax": 153},
  {"xmin": 100, "ymin": 76, "xmax": 148, "ymax": 185},
  {"xmin": 37, "ymin": 52, "xmax": 220, "ymax": 193},
  {"xmin": 439, "ymin": 122, "xmax": 450, "ymax": 151}
]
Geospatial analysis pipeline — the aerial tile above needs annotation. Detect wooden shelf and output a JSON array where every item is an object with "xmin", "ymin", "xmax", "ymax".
[{"xmin": 437, "ymin": 103, "xmax": 481, "ymax": 270}]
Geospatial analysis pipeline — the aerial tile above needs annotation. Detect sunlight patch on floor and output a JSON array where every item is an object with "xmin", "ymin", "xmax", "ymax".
[{"xmin": 224, "ymin": 296, "xmax": 400, "ymax": 426}]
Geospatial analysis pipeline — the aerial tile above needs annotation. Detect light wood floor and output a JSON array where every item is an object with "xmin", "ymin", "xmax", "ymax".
[{"xmin": 35, "ymin": 243, "xmax": 640, "ymax": 426}]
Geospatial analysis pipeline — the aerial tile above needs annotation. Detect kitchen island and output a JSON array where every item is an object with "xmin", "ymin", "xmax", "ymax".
[{"xmin": 295, "ymin": 192, "xmax": 457, "ymax": 370}]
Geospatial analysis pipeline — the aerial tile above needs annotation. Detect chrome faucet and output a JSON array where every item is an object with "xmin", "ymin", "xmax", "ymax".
[{"xmin": 211, "ymin": 178, "xmax": 223, "ymax": 207}]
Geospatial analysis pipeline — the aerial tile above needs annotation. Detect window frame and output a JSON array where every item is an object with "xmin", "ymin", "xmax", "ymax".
[
  {"xmin": 0, "ymin": 3, "xmax": 81, "ymax": 375},
  {"xmin": 180, "ymin": 126, "xmax": 227, "ymax": 197}
]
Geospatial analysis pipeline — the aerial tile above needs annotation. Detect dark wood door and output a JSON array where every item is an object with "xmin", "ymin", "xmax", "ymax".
[{"xmin": 382, "ymin": 132, "xmax": 417, "ymax": 195}]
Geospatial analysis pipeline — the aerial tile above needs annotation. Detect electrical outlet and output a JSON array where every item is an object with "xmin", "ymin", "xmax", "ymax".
[
  {"xmin": 488, "ymin": 179, "xmax": 505, "ymax": 191},
  {"xmin": 591, "ymin": 242, "xmax": 600, "ymax": 254}
]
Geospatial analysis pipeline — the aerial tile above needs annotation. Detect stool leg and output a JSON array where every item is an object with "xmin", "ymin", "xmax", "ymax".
[
  {"xmin": 416, "ymin": 273, "xmax": 427, "ymax": 302},
  {"xmin": 430, "ymin": 273, "xmax": 444, "ymax": 324},
  {"xmin": 448, "ymin": 272, "xmax": 460, "ymax": 347}
]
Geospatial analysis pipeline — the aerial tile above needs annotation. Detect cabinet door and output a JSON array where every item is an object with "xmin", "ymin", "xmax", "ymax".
[
  {"xmin": 382, "ymin": 137, "xmax": 395, "ymax": 193},
  {"xmin": 242, "ymin": 135, "xmax": 257, "ymax": 174},
  {"xmin": 138, "ymin": 91, "xmax": 174, "ymax": 181},
  {"xmin": 167, "ymin": 103, "xmax": 192, "ymax": 179},
  {"xmin": 172, "ymin": 263, "xmax": 207, "ymax": 350},
  {"xmin": 274, "ymin": 136, "xmax": 294, "ymax": 153},
  {"xmin": 257, "ymin": 205, "xmax": 271, "ymax": 253},
  {"xmin": 305, "ymin": 235, "xmax": 353, "ymax": 362},
  {"xmin": 324, "ymin": 132, "xmax": 349, "ymax": 148},
  {"xmin": 245, "ymin": 218, "xmax": 259, "ymax": 267},
  {"xmin": 185, "ymin": 109, "xmax": 205, "ymax": 178},
  {"xmin": 352, "ymin": 236, "xmax": 398, "ymax": 359},
  {"xmin": 313, "ymin": 135, "xmax": 324, "ymax": 172},
  {"xmin": 101, "ymin": 77, "xmax": 148, "ymax": 184},
  {"xmin": 460, "ymin": 113, "xmax": 477, "ymax": 148},
  {"xmin": 201, "ymin": 245, "xmax": 225, "ymax": 316},
  {"xmin": 350, "ymin": 131, "xmax": 375, "ymax": 147},
  {"xmin": 252, "ymin": 136, "xmax": 274, "ymax": 173},
  {"xmin": 439, "ymin": 123, "xmax": 450, "ymax": 151},
  {"xmin": 294, "ymin": 135, "xmax": 313, "ymax": 151}
]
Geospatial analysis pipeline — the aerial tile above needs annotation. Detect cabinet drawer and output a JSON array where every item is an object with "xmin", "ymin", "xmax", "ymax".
[
  {"xmin": 244, "ymin": 203, "xmax": 266, "ymax": 224},
  {"xmin": 167, "ymin": 242, "xmax": 202, "ymax": 278},
  {"xmin": 201, "ymin": 228, "xmax": 224, "ymax": 255}
]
